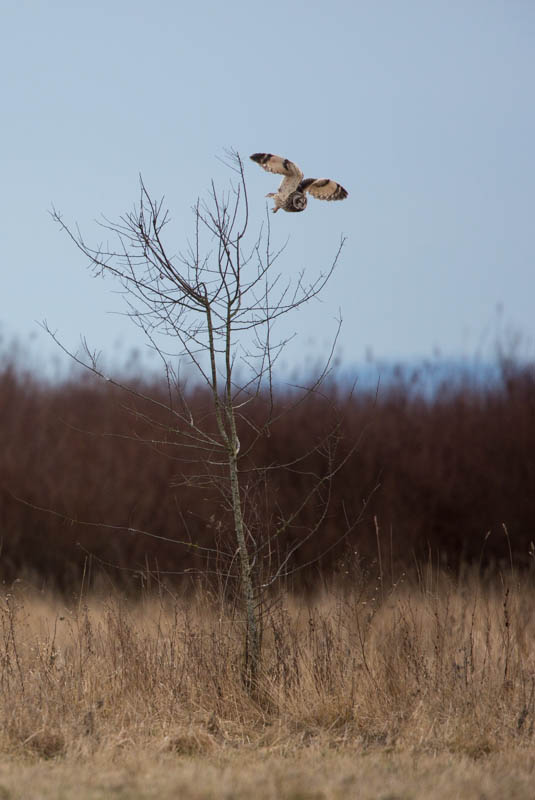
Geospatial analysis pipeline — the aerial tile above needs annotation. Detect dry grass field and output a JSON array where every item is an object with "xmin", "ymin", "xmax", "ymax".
[{"xmin": 0, "ymin": 567, "xmax": 534, "ymax": 798}]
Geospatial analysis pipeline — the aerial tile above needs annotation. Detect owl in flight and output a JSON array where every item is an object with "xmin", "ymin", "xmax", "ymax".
[{"xmin": 250, "ymin": 152, "xmax": 348, "ymax": 213}]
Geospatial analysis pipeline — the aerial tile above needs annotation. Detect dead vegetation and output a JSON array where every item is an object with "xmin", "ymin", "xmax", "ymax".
[
  {"xmin": 2, "ymin": 359, "xmax": 535, "ymax": 590},
  {"xmin": 0, "ymin": 566, "xmax": 533, "ymax": 796},
  {"xmin": 1, "ymin": 354, "xmax": 535, "ymax": 795}
]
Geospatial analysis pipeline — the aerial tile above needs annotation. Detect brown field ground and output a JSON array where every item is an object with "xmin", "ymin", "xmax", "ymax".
[{"xmin": 0, "ymin": 568, "xmax": 534, "ymax": 799}]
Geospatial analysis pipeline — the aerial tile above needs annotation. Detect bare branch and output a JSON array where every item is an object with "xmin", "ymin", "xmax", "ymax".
[{"xmin": 50, "ymin": 149, "xmax": 351, "ymax": 688}]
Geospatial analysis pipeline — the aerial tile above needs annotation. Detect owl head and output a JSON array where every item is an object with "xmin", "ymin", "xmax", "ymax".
[{"xmin": 284, "ymin": 191, "xmax": 307, "ymax": 213}]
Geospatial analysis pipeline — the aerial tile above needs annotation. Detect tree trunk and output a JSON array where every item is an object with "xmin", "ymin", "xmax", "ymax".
[{"xmin": 228, "ymin": 450, "xmax": 260, "ymax": 688}]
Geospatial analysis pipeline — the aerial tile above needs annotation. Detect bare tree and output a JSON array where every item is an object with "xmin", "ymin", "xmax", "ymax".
[{"xmin": 49, "ymin": 150, "xmax": 359, "ymax": 687}]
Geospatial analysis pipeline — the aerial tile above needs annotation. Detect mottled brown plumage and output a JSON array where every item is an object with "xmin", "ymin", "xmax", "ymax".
[{"xmin": 250, "ymin": 153, "xmax": 348, "ymax": 213}]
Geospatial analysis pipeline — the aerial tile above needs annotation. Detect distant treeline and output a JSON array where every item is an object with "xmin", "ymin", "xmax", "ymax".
[{"xmin": 1, "ymin": 358, "xmax": 534, "ymax": 590}]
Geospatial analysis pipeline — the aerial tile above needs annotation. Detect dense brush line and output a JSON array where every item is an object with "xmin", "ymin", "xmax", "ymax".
[{"xmin": 0, "ymin": 360, "xmax": 534, "ymax": 589}]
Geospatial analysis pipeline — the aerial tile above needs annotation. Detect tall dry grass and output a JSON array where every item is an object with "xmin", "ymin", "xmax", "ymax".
[{"xmin": 1, "ymin": 566, "xmax": 533, "ymax": 763}]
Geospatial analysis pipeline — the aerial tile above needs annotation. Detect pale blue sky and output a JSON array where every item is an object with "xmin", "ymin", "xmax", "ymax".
[{"xmin": 2, "ymin": 0, "xmax": 534, "ymax": 375}]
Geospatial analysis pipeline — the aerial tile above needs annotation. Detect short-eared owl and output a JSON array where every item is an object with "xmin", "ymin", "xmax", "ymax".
[{"xmin": 250, "ymin": 153, "xmax": 348, "ymax": 214}]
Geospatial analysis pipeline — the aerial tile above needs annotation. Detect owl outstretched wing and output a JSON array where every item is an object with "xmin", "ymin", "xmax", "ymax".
[
  {"xmin": 250, "ymin": 153, "xmax": 304, "ymax": 196},
  {"xmin": 298, "ymin": 178, "xmax": 348, "ymax": 202}
]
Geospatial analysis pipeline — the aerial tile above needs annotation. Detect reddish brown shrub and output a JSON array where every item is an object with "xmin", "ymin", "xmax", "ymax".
[{"xmin": 1, "ymin": 359, "xmax": 534, "ymax": 590}]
